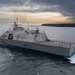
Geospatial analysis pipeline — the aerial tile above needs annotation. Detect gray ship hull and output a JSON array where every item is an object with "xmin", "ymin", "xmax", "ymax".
[{"xmin": 0, "ymin": 38, "xmax": 75, "ymax": 57}]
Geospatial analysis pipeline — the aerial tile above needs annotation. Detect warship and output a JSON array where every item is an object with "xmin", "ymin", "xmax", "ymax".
[{"xmin": 0, "ymin": 22, "xmax": 75, "ymax": 57}]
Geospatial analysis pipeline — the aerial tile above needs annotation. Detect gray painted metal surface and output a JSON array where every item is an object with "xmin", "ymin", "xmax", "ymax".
[
  {"xmin": 0, "ymin": 22, "xmax": 75, "ymax": 57},
  {"xmin": 0, "ymin": 38, "xmax": 75, "ymax": 57}
]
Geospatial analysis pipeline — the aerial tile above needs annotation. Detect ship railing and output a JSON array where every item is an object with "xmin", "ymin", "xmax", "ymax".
[
  {"xmin": 36, "ymin": 39, "xmax": 74, "ymax": 48},
  {"xmin": 48, "ymin": 39, "xmax": 75, "ymax": 45}
]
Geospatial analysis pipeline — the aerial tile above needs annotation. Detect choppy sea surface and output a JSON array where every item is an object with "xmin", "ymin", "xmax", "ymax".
[{"xmin": 0, "ymin": 25, "xmax": 75, "ymax": 75}]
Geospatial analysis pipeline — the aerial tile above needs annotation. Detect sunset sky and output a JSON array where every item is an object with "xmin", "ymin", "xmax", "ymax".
[{"xmin": 0, "ymin": 0, "xmax": 75, "ymax": 25}]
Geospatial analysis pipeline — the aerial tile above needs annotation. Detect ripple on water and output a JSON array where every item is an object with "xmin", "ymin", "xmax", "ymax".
[
  {"xmin": 0, "ymin": 48, "xmax": 13, "ymax": 75},
  {"xmin": 0, "ymin": 47, "xmax": 75, "ymax": 75}
]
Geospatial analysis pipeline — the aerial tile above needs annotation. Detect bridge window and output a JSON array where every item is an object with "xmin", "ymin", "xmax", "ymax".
[
  {"xmin": 22, "ymin": 37, "xmax": 23, "ymax": 39},
  {"xmin": 17, "ymin": 35, "xmax": 20, "ymax": 37},
  {"xmin": 8, "ymin": 34, "xmax": 13, "ymax": 40},
  {"xmin": 6, "ymin": 31, "xmax": 9, "ymax": 33}
]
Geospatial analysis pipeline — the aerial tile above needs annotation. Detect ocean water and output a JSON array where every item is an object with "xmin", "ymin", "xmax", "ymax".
[{"xmin": 0, "ymin": 25, "xmax": 75, "ymax": 75}]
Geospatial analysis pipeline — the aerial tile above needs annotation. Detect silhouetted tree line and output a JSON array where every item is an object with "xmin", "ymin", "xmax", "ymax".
[{"xmin": 42, "ymin": 23, "xmax": 75, "ymax": 27}]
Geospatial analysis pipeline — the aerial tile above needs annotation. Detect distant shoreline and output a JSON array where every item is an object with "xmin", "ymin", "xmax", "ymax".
[{"xmin": 42, "ymin": 24, "xmax": 75, "ymax": 27}]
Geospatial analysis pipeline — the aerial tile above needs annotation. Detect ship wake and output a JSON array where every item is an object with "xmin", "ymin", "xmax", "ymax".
[{"xmin": 67, "ymin": 54, "xmax": 75, "ymax": 64}]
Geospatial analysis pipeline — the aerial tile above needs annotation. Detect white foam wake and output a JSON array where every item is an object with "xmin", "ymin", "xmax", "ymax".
[{"xmin": 68, "ymin": 54, "xmax": 75, "ymax": 64}]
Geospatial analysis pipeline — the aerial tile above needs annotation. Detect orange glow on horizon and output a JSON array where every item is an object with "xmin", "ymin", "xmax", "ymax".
[{"xmin": 0, "ymin": 12, "xmax": 73, "ymax": 25}]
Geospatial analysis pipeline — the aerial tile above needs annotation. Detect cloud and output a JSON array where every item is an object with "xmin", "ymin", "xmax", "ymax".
[
  {"xmin": 0, "ymin": 0, "xmax": 75, "ymax": 22},
  {"xmin": 0, "ymin": 0, "xmax": 59, "ymax": 13},
  {"xmin": 0, "ymin": 0, "xmax": 26, "ymax": 6},
  {"xmin": 31, "ymin": 0, "xmax": 75, "ymax": 21},
  {"xmin": 0, "ymin": 0, "xmax": 75, "ymax": 14}
]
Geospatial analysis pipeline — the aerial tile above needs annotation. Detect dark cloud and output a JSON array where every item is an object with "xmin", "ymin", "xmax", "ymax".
[
  {"xmin": 0, "ymin": 0, "xmax": 75, "ymax": 21},
  {"xmin": 31, "ymin": 0, "xmax": 75, "ymax": 21},
  {"xmin": 31, "ymin": 0, "xmax": 75, "ymax": 14},
  {"xmin": 0, "ymin": 0, "xmax": 25, "ymax": 5}
]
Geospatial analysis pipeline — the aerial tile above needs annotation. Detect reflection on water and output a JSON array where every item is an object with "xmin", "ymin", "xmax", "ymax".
[
  {"xmin": 1, "ymin": 25, "xmax": 75, "ymax": 43},
  {"xmin": 0, "ymin": 48, "xmax": 12, "ymax": 75},
  {"xmin": 0, "ymin": 26, "xmax": 75, "ymax": 75},
  {"xmin": 0, "ymin": 47, "xmax": 75, "ymax": 75}
]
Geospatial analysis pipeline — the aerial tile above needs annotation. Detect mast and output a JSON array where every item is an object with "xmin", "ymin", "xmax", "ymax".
[
  {"xmin": 13, "ymin": 18, "xmax": 18, "ymax": 29},
  {"xmin": 16, "ymin": 18, "xmax": 18, "ymax": 25},
  {"xmin": 13, "ymin": 21, "xmax": 18, "ymax": 29}
]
